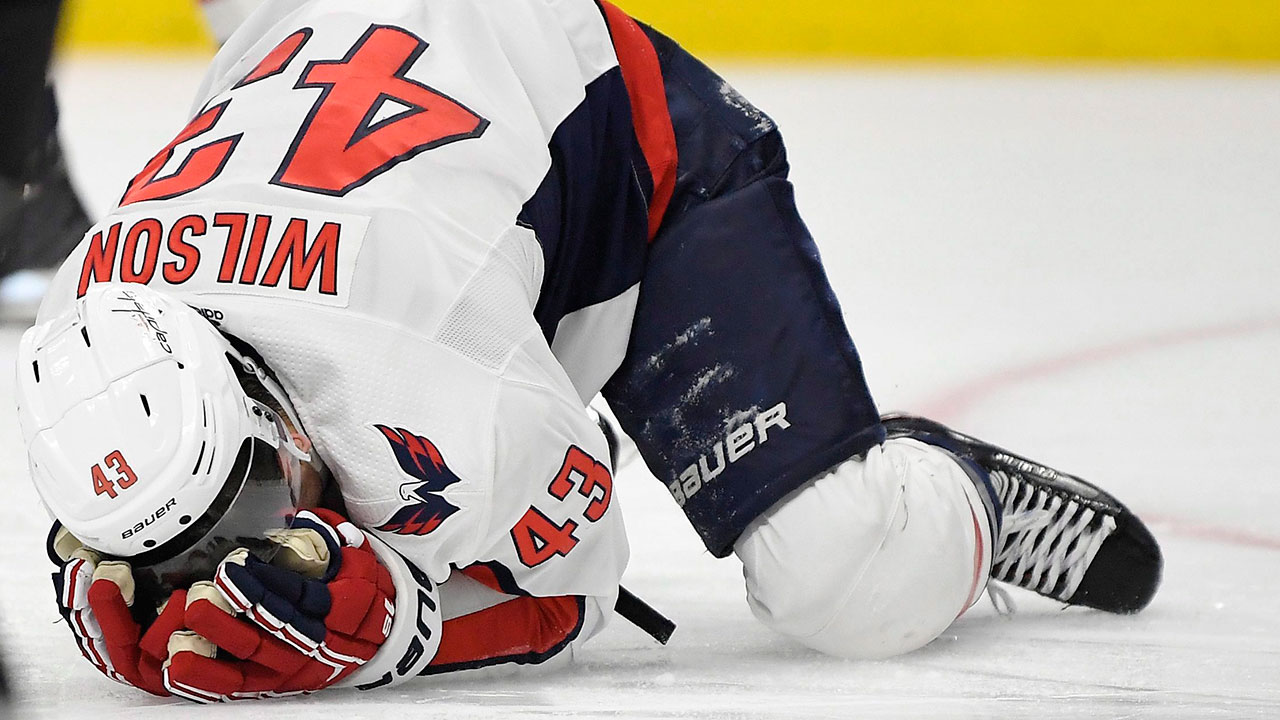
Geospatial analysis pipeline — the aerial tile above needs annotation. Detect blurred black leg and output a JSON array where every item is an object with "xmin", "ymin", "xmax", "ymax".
[{"xmin": 0, "ymin": 1, "xmax": 93, "ymax": 323}]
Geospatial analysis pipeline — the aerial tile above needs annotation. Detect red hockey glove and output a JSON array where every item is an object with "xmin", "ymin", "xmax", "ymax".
[
  {"xmin": 165, "ymin": 509, "xmax": 396, "ymax": 702},
  {"xmin": 49, "ymin": 526, "xmax": 186, "ymax": 697}
]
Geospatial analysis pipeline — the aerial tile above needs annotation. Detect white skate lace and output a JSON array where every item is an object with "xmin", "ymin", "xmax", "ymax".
[
  {"xmin": 990, "ymin": 470, "xmax": 1118, "ymax": 602},
  {"xmin": 986, "ymin": 582, "xmax": 1016, "ymax": 615}
]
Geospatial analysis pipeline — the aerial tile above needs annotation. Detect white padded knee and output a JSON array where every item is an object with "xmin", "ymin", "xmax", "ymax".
[{"xmin": 734, "ymin": 438, "xmax": 993, "ymax": 659}]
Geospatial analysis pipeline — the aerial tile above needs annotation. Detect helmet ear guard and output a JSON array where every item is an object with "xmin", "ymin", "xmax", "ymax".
[
  {"xmin": 17, "ymin": 283, "xmax": 312, "ymax": 592},
  {"xmin": 222, "ymin": 337, "xmax": 311, "ymax": 463}
]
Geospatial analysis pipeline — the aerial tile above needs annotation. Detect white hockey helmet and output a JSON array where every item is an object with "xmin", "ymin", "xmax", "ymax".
[{"xmin": 16, "ymin": 283, "xmax": 310, "ymax": 593}]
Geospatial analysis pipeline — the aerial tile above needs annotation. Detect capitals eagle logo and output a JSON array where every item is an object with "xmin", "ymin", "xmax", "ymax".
[{"xmin": 373, "ymin": 424, "xmax": 462, "ymax": 536}]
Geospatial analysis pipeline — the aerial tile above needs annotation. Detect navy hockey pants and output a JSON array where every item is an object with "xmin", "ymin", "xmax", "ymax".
[{"xmin": 600, "ymin": 28, "xmax": 886, "ymax": 557}]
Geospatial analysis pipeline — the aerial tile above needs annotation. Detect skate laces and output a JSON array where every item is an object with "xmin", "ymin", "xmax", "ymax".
[
  {"xmin": 986, "ymin": 582, "xmax": 1016, "ymax": 615},
  {"xmin": 991, "ymin": 469, "xmax": 1118, "ymax": 602}
]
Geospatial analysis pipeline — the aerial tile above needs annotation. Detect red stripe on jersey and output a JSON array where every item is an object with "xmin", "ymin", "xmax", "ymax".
[
  {"xmin": 429, "ymin": 595, "xmax": 585, "ymax": 670},
  {"xmin": 600, "ymin": 1, "xmax": 677, "ymax": 241}
]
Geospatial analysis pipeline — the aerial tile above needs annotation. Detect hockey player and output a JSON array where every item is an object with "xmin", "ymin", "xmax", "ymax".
[{"xmin": 15, "ymin": 0, "xmax": 1162, "ymax": 702}]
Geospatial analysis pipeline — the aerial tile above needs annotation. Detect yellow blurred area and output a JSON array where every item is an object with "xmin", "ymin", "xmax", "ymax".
[
  {"xmin": 60, "ymin": 0, "xmax": 1280, "ymax": 61},
  {"xmin": 60, "ymin": 0, "xmax": 213, "ymax": 51}
]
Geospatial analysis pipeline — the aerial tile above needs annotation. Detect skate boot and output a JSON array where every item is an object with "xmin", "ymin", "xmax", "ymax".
[
  {"xmin": 882, "ymin": 413, "xmax": 1162, "ymax": 613},
  {"xmin": 0, "ymin": 85, "xmax": 92, "ymax": 324}
]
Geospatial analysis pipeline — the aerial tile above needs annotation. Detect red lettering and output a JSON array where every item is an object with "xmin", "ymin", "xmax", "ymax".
[
  {"xmin": 163, "ymin": 215, "xmax": 206, "ymax": 284},
  {"xmin": 235, "ymin": 28, "xmax": 312, "ymax": 88},
  {"xmin": 213, "ymin": 212, "xmax": 248, "ymax": 283},
  {"xmin": 110, "ymin": 27, "xmax": 486, "ymax": 206},
  {"xmin": 120, "ymin": 101, "xmax": 241, "ymax": 207},
  {"xmin": 120, "ymin": 218, "xmax": 163, "ymax": 283},
  {"xmin": 239, "ymin": 214, "xmax": 272, "ymax": 284},
  {"xmin": 91, "ymin": 465, "xmax": 117, "ymax": 499},
  {"xmin": 261, "ymin": 219, "xmax": 340, "ymax": 295},
  {"xmin": 77, "ymin": 223, "xmax": 122, "ymax": 297},
  {"xmin": 106, "ymin": 450, "xmax": 138, "ymax": 489},
  {"xmin": 91, "ymin": 450, "xmax": 139, "ymax": 500},
  {"xmin": 510, "ymin": 445, "xmax": 612, "ymax": 568},
  {"xmin": 273, "ymin": 26, "xmax": 488, "ymax": 196},
  {"xmin": 511, "ymin": 507, "xmax": 580, "ymax": 568},
  {"xmin": 548, "ymin": 446, "xmax": 613, "ymax": 522}
]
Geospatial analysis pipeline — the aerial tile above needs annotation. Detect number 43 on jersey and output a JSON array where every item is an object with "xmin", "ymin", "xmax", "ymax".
[
  {"xmin": 121, "ymin": 24, "xmax": 489, "ymax": 206},
  {"xmin": 512, "ymin": 447, "xmax": 614, "ymax": 568}
]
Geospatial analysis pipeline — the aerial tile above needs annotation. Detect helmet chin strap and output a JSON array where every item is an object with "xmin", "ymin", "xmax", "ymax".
[{"xmin": 226, "ymin": 344, "xmax": 315, "ymax": 465}]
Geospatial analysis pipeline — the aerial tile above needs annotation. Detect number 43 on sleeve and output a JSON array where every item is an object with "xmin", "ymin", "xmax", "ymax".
[{"xmin": 511, "ymin": 446, "xmax": 613, "ymax": 569}]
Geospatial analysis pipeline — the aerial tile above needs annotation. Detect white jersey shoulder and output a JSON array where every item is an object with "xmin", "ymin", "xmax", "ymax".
[{"xmin": 38, "ymin": 0, "xmax": 627, "ymax": 603}]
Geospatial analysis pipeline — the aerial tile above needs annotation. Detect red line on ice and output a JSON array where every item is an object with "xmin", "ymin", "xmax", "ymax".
[
  {"xmin": 924, "ymin": 314, "xmax": 1280, "ymax": 420},
  {"xmin": 1144, "ymin": 515, "xmax": 1280, "ymax": 551},
  {"xmin": 919, "ymin": 313, "xmax": 1280, "ymax": 551}
]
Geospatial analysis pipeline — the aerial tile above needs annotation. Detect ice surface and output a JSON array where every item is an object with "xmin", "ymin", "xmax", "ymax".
[{"xmin": 1, "ymin": 54, "xmax": 1277, "ymax": 718}]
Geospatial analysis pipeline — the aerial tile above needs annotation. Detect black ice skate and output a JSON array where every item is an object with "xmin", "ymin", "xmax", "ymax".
[
  {"xmin": 0, "ymin": 85, "xmax": 91, "ymax": 324},
  {"xmin": 882, "ymin": 414, "xmax": 1162, "ymax": 614}
]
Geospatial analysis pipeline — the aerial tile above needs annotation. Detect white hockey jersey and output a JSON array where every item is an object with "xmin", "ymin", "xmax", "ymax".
[{"xmin": 35, "ymin": 0, "xmax": 670, "ymax": 684}]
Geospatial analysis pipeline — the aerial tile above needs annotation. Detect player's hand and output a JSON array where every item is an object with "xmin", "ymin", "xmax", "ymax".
[
  {"xmin": 49, "ymin": 526, "xmax": 187, "ymax": 697},
  {"xmin": 166, "ymin": 509, "xmax": 396, "ymax": 701}
]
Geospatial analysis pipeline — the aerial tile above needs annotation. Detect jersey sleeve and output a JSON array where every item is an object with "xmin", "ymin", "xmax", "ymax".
[
  {"xmin": 330, "ymin": 306, "xmax": 627, "ymax": 681},
  {"xmin": 489, "ymin": 332, "xmax": 628, "ymax": 590},
  {"xmin": 332, "ymin": 318, "xmax": 629, "ymax": 560},
  {"xmin": 419, "ymin": 332, "xmax": 627, "ymax": 676}
]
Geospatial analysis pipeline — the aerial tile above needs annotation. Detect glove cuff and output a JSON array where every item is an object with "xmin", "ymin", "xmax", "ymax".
[{"xmin": 337, "ymin": 533, "xmax": 443, "ymax": 690}]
